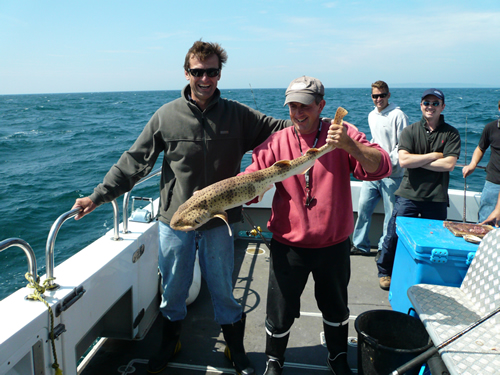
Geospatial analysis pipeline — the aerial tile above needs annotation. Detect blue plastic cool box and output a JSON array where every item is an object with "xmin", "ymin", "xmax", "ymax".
[{"xmin": 389, "ymin": 217, "xmax": 479, "ymax": 314}]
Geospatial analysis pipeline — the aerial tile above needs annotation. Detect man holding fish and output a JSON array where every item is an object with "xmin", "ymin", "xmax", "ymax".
[
  {"xmin": 241, "ymin": 76, "xmax": 391, "ymax": 375},
  {"xmin": 71, "ymin": 40, "xmax": 292, "ymax": 375}
]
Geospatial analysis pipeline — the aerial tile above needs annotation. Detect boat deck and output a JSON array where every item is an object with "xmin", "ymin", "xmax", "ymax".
[{"xmin": 81, "ymin": 237, "xmax": 390, "ymax": 375}]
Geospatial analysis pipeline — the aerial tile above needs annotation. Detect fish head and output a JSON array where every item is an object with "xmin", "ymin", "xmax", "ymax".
[{"xmin": 170, "ymin": 203, "xmax": 212, "ymax": 231}]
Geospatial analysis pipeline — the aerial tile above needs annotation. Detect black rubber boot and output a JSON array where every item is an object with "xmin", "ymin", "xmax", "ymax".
[
  {"xmin": 263, "ymin": 332, "xmax": 289, "ymax": 375},
  {"xmin": 147, "ymin": 317, "xmax": 182, "ymax": 374},
  {"xmin": 323, "ymin": 322, "xmax": 353, "ymax": 375},
  {"xmin": 221, "ymin": 313, "xmax": 255, "ymax": 375}
]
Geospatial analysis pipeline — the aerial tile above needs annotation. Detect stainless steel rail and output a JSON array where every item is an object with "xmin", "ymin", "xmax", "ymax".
[
  {"xmin": 455, "ymin": 163, "xmax": 486, "ymax": 170},
  {"xmin": 110, "ymin": 199, "xmax": 121, "ymax": 241},
  {"xmin": 122, "ymin": 168, "xmax": 162, "ymax": 233},
  {"xmin": 45, "ymin": 208, "xmax": 81, "ymax": 289},
  {"xmin": 0, "ymin": 238, "xmax": 38, "ymax": 281},
  {"xmin": 43, "ymin": 168, "xmax": 162, "ymax": 287},
  {"xmin": 45, "ymin": 200, "xmax": 122, "ymax": 289}
]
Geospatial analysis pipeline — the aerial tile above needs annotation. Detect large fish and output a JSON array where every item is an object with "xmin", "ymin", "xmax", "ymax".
[{"xmin": 170, "ymin": 107, "xmax": 348, "ymax": 235}]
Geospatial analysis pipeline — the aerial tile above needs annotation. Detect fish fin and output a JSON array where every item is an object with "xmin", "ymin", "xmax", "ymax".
[
  {"xmin": 258, "ymin": 184, "xmax": 274, "ymax": 202},
  {"xmin": 272, "ymin": 160, "xmax": 292, "ymax": 167},
  {"xmin": 305, "ymin": 146, "xmax": 331, "ymax": 156},
  {"xmin": 274, "ymin": 158, "xmax": 315, "ymax": 174},
  {"xmin": 213, "ymin": 212, "xmax": 232, "ymax": 236},
  {"xmin": 306, "ymin": 147, "xmax": 321, "ymax": 153}
]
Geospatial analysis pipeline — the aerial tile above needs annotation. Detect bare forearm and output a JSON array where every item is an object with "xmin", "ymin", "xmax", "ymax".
[
  {"xmin": 399, "ymin": 151, "xmax": 442, "ymax": 169},
  {"xmin": 421, "ymin": 156, "xmax": 458, "ymax": 172},
  {"xmin": 345, "ymin": 140, "xmax": 382, "ymax": 173},
  {"xmin": 462, "ymin": 147, "xmax": 484, "ymax": 177},
  {"xmin": 469, "ymin": 147, "xmax": 484, "ymax": 167}
]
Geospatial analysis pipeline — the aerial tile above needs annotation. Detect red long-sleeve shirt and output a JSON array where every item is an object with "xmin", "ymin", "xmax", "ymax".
[{"xmin": 242, "ymin": 120, "xmax": 391, "ymax": 248}]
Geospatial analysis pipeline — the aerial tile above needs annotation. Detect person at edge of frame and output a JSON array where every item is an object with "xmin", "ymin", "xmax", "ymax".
[
  {"xmin": 241, "ymin": 76, "xmax": 391, "ymax": 375},
  {"xmin": 71, "ymin": 40, "xmax": 293, "ymax": 375},
  {"xmin": 481, "ymin": 190, "xmax": 500, "ymax": 227},
  {"xmin": 376, "ymin": 88, "xmax": 461, "ymax": 291},
  {"xmin": 351, "ymin": 80, "xmax": 409, "ymax": 257},
  {"xmin": 462, "ymin": 99, "xmax": 500, "ymax": 223}
]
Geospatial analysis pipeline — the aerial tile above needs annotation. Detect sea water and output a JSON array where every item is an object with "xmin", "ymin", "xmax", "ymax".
[{"xmin": 1, "ymin": 87, "xmax": 499, "ymax": 300}]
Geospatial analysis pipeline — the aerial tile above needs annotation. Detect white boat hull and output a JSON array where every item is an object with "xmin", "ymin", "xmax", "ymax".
[{"xmin": 0, "ymin": 220, "xmax": 160, "ymax": 375}]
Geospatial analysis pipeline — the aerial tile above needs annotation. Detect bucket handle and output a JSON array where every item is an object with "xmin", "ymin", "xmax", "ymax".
[{"xmin": 360, "ymin": 331, "xmax": 379, "ymax": 348}]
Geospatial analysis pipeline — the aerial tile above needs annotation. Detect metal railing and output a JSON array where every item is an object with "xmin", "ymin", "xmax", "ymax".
[
  {"xmin": 122, "ymin": 168, "xmax": 161, "ymax": 233},
  {"xmin": 44, "ymin": 166, "xmax": 161, "ymax": 290},
  {"xmin": 44, "ymin": 200, "xmax": 121, "ymax": 289},
  {"xmin": 45, "ymin": 208, "xmax": 81, "ymax": 289},
  {"xmin": 110, "ymin": 199, "xmax": 121, "ymax": 241},
  {"xmin": 3, "ymin": 169, "xmax": 161, "ymax": 291},
  {"xmin": 0, "ymin": 238, "xmax": 38, "ymax": 281},
  {"xmin": 455, "ymin": 163, "xmax": 486, "ymax": 170}
]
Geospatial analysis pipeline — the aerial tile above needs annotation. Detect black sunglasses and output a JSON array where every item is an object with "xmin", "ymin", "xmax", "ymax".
[
  {"xmin": 422, "ymin": 101, "xmax": 441, "ymax": 107},
  {"xmin": 187, "ymin": 68, "xmax": 220, "ymax": 78},
  {"xmin": 372, "ymin": 93, "xmax": 388, "ymax": 99}
]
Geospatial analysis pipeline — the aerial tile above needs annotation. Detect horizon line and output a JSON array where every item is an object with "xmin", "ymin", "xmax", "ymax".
[{"xmin": 2, "ymin": 85, "xmax": 500, "ymax": 96}]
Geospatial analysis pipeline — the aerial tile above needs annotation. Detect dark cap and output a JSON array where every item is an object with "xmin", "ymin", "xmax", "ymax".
[
  {"xmin": 421, "ymin": 88, "xmax": 445, "ymax": 103},
  {"xmin": 284, "ymin": 76, "xmax": 324, "ymax": 106}
]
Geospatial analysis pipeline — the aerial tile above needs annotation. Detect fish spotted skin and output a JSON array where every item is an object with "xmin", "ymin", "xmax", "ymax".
[{"xmin": 170, "ymin": 107, "xmax": 348, "ymax": 234}]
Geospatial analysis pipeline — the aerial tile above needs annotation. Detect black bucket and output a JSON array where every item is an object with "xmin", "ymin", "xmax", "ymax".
[{"xmin": 355, "ymin": 310, "xmax": 432, "ymax": 375}]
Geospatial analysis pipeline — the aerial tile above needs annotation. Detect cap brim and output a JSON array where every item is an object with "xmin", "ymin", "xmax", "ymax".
[
  {"xmin": 421, "ymin": 94, "xmax": 445, "ymax": 102},
  {"xmin": 283, "ymin": 93, "xmax": 316, "ymax": 106}
]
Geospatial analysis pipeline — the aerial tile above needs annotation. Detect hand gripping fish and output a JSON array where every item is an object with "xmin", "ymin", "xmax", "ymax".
[{"xmin": 170, "ymin": 107, "xmax": 348, "ymax": 235}]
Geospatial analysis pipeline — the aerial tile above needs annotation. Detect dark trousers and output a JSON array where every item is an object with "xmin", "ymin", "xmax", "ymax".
[
  {"xmin": 265, "ymin": 238, "xmax": 351, "ymax": 335},
  {"xmin": 377, "ymin": 196, "xmax": 448, "ymax": 277}
]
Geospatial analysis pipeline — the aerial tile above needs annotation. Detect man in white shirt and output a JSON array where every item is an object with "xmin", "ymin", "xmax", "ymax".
[{"xmin": 351, "ymin": 81, "xmax": 408, "ymax": 271}]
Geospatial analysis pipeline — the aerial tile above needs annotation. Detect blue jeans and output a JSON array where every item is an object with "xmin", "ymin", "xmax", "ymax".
[
  {"xmin": 377, "ymin": 197, "xmax": 448, "ymax": 277},
  {"xmin": 352, "ymin": 177, "xmax": 402, "ymax": 252},
  {"xmin": 158, "ymin": 221, "xmax": 242, "ymax": 325},
  {"xmin": 478, "ymin": 181, "xmax": 500, "ymax": 223}
]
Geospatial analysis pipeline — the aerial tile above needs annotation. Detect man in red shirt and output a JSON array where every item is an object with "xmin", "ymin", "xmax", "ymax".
[{"xmin": 242, "ymin": 76, "xmax": 391, "ymax": 375}]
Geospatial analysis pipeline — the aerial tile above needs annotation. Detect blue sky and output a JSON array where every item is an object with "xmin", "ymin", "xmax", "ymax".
[{"xmin": 1, "ymin": 0, "xmax": 499, "ymax": 95}]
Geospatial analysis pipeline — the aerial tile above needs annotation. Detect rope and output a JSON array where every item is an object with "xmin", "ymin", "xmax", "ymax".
[{"xmin": 25, "ymin": 273, "xmax": 63, "ymax": 375}]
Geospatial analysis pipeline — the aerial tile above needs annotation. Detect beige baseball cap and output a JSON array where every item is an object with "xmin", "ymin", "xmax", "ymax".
[{"xmin": 284, "ymin": 76, "xmax": 325, "ymax": 106}]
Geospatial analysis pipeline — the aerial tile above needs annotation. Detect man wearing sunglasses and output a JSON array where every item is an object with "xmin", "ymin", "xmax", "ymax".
[
  {"xmin": 351, "ymin": 81, "xmax": 408, "ymax": 265},
  {"xmin": 462, "ymin": 100, "xmax": 500, "ymax": 223},
  {"xmin": 71, "ymin": 40, "xmax": 292, "ymax": 375},
  {"xmin": 376, "ymin": 88, "xmax": 461, "ymax": 290},
  {"xmin": 242, "ymin": 76, "xmax": 391, "ymax": 375}
]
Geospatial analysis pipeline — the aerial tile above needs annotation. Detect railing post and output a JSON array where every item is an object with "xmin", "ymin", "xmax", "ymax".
[
  {"xmin": 45, "ymin": 208, "xmax": 81, "ymax": 290},
  {"xmin": 121, "ymin": 168, "xmax": 161, "ymax": 234},
  {"xmin": 123, "ymin": 191, "xmax": 131, "ymax": 234},
  {"xmin": 42, "ymin": 169, "xmax": 161, "ymax": 289},
  {"xmin": 0, "ymin": 238, "xmax": 38, "ymax": 282},
  {"xmin": 110, "ymin": 199, "xmax": 122, "ymax": 241}
]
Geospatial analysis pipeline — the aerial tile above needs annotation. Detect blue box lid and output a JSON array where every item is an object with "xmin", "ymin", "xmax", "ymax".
[{"xmin": 395, "ymin": 217, "xmax": 479, "ymax": 259}]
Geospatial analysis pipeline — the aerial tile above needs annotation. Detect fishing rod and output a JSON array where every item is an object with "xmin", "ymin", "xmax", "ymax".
[
  {"xmin": 243, "ymin": 86, "xmax": 269, "ymax": 248},
  {"xmin": 463, "ymin": 115, "xmax": 467, "ymax": 223},
  {"xmin": 242, "ymin": 208, "xmax": 272, "ymax": 250},
  {"xmin": 390, "ymin": 305, "xmax": 500, "ymax": 375},
  {"xmin": 249, "ymin": 84, "xmax": 259, "ymax": 111}
]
